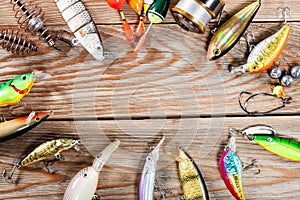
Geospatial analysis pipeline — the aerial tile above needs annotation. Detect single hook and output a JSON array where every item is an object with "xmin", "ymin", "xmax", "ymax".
[{"xmin": 277, "ymin": 7, "xmax": 291, "ymax": 24}]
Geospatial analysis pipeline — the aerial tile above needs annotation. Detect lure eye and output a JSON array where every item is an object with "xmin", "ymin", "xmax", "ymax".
[
  {"xmin": 213, "ymin": 48, "xmax": 221, "ymax": 56},
  {"xmin": 35, "ymin": 117, "xmax": 41, "ymax": 122},
  {"xmin": 83, "ymin": 173, "xmax": 88, "ymax": 177},
  {"xmin": 22, "ymin": 76, "xmax": 27, "ymax": 80},
  {"xmin": 252, "ymin": 66, "xmax": 257, "ymax": 71},
  {"xmin": 267, "ymin": 137, "xmax": 273, "ymax": 142},
  {"xmin": 147, "ymin": 157, "xmax": 152, "ymax": 161}
]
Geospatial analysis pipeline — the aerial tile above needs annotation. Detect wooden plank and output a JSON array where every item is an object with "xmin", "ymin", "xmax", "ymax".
[
  {"xmin": 0, "ymin": 23, "xmax": 299, "ymax": 119},
  {"xmin": 0, "ymin": 116, "xmax": 300, "ymax": 199},
  {"xmin": 0, "ymin": 0, "xmax": 299, "ymax": 27}
]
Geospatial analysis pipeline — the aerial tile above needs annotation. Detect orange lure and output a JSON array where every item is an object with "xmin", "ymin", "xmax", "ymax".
[
  {"xmin": 127, "ymin": 0, "xmax": 145, "ymax": 37},
  {"xmin": 107, "ymin": 0, "xmax": 134, "ymax": 42}
]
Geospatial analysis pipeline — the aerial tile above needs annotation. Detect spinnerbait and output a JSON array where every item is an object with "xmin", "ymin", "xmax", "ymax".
[
  {"xmin": 10, "ymin": 0, "xmax": 59, "ymax": 50},
  {"xmin": 0, "ymin": 111, "xmax": 52, "ymax": 142},
  {"xmin": 208, "ymin": 0, "xmax": 261, "ymax": 60},
  {"xmin": 231, "ymin": 125, "xmax": 300, "ymax": 161},
  {"xmin": 177, "ymin": 148, "xmax": 209, "ymax": 200},
  {"xmin": 63, "ymin": 140, "xmax": 120, "ymax": 200},
  {"xmin": 2, "ymin": 138, "xmax": 81, "ymax": 183},
  {"xmin": 219, "ymin": 137, "xmax": 245, "ymax": 200},
  {"xmin": 0, "ymin": 29, "xmax": 38, "ymax": 54},
  {"xmin": 54, "ymin": 0, "xmax": 106, "ymax": 61},
  {"xmin": 139, "ymin": 136, "xmax": 165, "ymax": 200}
]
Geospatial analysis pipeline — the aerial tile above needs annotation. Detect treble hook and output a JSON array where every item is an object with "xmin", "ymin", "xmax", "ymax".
[
  {"xmin": 155, "ymin": 180, "xmax": 166, "ymax": 200},
  {"xmin": 2, "ymin": 163, "xmax": 20, "ymax": 184},
  {"xmin": 242, "ymin": 159, "xmax": 260, "ymax": 175},
  {"xmin": 244, "ymin": 31, "xmax": 255, "ymax": 52},
  {"xmin": 277, "ymin": 7, "xmax": 291, "ymax": 24}
]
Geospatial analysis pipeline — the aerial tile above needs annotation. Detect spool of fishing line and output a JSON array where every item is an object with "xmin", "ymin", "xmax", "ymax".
[{"xmin": 171, "ymin": 0, "xmax": 224, "ymax": 33}]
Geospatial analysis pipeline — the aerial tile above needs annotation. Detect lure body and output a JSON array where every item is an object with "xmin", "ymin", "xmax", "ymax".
[
  {"xmin": 219, "ymin": 137, "xmax": 245, "ymax": 200},
  {"xmin": 0, "ymin": 111, "xmax": 52, "ymax": 142},
  {"xmin": 64, "ymin": 140, "xmax": 120, "ymax": 200},
  {"xmin": 208, "ymin": 0, "xmax": 261, "ymax": 60},
  {"xmin": 139, "ymin": 136, "xmax": 165, "ymax": 200},
  {"xmin": 0, "ymin": 73, "xmax": 34, "ymax": 107},
  {"xmin": 54, "ymin": 0, "xmax": 105, "ymax": 61},
  {"xmin": 242, "ymin": 125, "xmax": 300, "ymax": 161},
  {"xmin": 177, "ymin": 149, "xmax": 209, "ymax": 200},
  {"xmin": 127, "ymin": 0, "xmax": 144, "ymax": 37},
  {"xmin": 233, "ymin": 24, "xmax": 290, "ymax": 74}
]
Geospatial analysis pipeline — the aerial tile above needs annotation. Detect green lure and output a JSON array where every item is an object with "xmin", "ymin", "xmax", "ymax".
[
  {"xmin": 0, "ymin": 73, "xmax": 34, "ymax": 107},
  {"xmin": 239, "ymin": 125, "xmax": 300, "ymax": 161}
]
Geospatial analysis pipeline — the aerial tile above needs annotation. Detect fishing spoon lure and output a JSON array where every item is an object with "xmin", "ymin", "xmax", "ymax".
[
  {"xmin": 0, "ymin": 110, "xmax": 53, "ymax": 142},
  {"xmin": 2, "ymin": 138, "xmax": 81, "ymax": 184},
  {"xmin": 177, "ymin": 148, "xmax": 209, "ymax": 200},
  {"xmin": 139, "ymin": 136, "xmax": 165, "ymax": 200},
  {"xmin": 63, "ymin": 140, "xmax": 120, "ymax": 200},
  {"xmin": 231, "ymin": 125, "xmax": 300, "ymax": 161}
]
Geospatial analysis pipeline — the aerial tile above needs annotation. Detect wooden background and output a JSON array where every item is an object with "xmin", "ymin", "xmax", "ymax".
[{"xmin": 0, "ymin": 0, "xmax": 300, "ymax": 199}]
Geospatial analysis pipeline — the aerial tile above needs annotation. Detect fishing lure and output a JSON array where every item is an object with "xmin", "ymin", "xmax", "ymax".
[
  {"xmin": 219, "ymin": 137, "xmax": 245, "ymax": 200},
  {"xmin": 208, "ymin": 0, "xmax": 261, "ymax": 60},
  {"xmin": 231, "ymin": 23, "xmax": 290, "ymax": 74},
  {"xmin": 139, "ymin": 136, "xmax": 165, "ymax": 200},
  {"xmin": 127, "ymin": 0, "xmax": 144, "ymax": 37},
  {"xmin": 232, "ymin": 125, "xmax": 300, "ymax": 161},
  {"xmin": 0, "ymin": 111, "xmax": 52, "ymax": 142},
  {"xmin": 177, "ymin": 148, "xmax": 209, "ymax": 200},
  {"xmin": 54, "ymin": 0, "xmax": 106, "ymax": 61},
  {"xmin": 0, "ymin": 72, "xmax": 34, "ymax": 108},
  {"xmin": 63, "ymin": 140, "xmax": 120, "ymax": 200},
  {"xmin": 2, "ymin": 138, "xmax": 81, "ymax": 183}
]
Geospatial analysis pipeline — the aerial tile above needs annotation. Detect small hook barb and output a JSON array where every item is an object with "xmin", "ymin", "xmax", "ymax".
[
  {"xmin": 2, "ymin": 165, "xmax": 20, "ymax": 184},
  {"xmin": 277, "ymin": 7, "xmax": 291, "ymax": 24},
  {"xmin": 242, "ymin": 159, "xmax": 260, "ymax": 175}
]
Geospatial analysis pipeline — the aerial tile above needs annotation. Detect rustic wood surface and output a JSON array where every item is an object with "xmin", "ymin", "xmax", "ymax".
[{"xmin": 0, "ymin": 0, "xmax": 300, "ymax": 199}]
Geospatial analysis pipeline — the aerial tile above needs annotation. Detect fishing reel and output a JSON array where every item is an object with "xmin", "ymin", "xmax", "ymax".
[{"xmin": 171, "ymin": 0, "xmax": 224, "ymax": 33}]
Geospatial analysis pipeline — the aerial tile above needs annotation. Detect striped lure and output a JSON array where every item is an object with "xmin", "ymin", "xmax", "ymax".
[
  {"xmin": 219, "ymin": 137, "xmax": 245, "ymax": 200},
  {"xmin": 64, "ymin": 140, "xmax": 120, "ymax": 200},
  {"xmin": 54, "ymin": 0, "xmax": 105, "ymax": 61},
  {"xmin": 208, "ymin": 0, "xmax": 261, "ymax": 60},
  {"xmin": 177, "ymin": 149, "xmax": 209, "ymax": 200}
]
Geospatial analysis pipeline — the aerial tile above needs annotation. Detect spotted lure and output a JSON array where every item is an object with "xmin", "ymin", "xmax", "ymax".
[
  {"xmin": 177, "ymin": 149, "xmax": 209, "ymax": 200},
  {"xmin": 64, "ymin": 140, "xmax": 120, "ymax": 200},
  {"xmin": 231, "ymin": 24, "xmax": 290, "ymax": 74},
  {"xmin": 0, "ymin": 111, "xmax": 52, "ymax": 142},
  {"xmin": 236, "ymin": 125, "xmax": 300, "ymax": 161},
  {"xmin": 219, "ymin": 137, "xmax": 245, "ymax": 200},
  {"xmin": 208, "ymin": 0, "xmax": 261, "ymax": 60},
  {"xmin": 54, "ymin": 0, "xmax": 105, "ymax": 61}
]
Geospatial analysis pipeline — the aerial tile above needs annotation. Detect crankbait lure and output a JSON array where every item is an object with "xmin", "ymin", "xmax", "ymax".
[
  {"xmin": 3, "ymin": 138, "xmax": 81, "ymax": 183},
  {"xmin": 0, "ymin": 111, "xmax": 52, "ymax": 142},
  {"xmin": 231, "ymin": 23, "xmax": 290, "ymax": 74},
  {"xmin": 127, "ymin": 0, "xmax": 144, "ymax": 37},
  {"xmin": 232, "ymin": 125, "xmax": 300, "ymax": 161},
  {"xmin": 64, "ymin": 140, "xmax": 120, "ymax": 200},
  {"xmin": 208, "ymin": 0, "xmax": 261, "ymax": 60},
  {"xmin": 0, "ymin": 72, "xmax": 34, "ymax": 108},
  {"xmin": 54, "ymin": 0, "xmax": 105, "ymax": 61},
  {"xmin": 177, "ymin": 148, "xmax": 209, "ymax": 200},
  {"xmin": 139, "ymin": 136, "xmax": 165, "ymax": 200},
  {"xmin": 219, "ymin": 137, "xmax": 245, "ymax": 200}
]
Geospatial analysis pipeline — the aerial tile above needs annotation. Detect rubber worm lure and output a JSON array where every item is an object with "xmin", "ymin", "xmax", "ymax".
[
  {"xmin": 177, "ymin": 148, "xmax": 209, "ymax": 200},
  {"xmin": 54, "ymin": 0, "xmax": 105, "ymax": 61},
  {"xmin": 0, "ymin": 111, "xmax": 52, "ymax": 142},
  {"xmin": 232, "ymin": 125, "xmax": 300, "ymax": 161},
  {"xmin": 0, "ymin": 72, "xmax": 34, "ymax": 107},
  {"xmin": 208, "ymin": 0, "xmax": 261, "ymax": 60},
  {"xmin": 219, "ymin": 137, "xmax": 245, "ymax": 200},
  {"xmin": 3, "ymin": 138, "xmax": 81, "ymax": 183},
  {"xmin": 139, "ymin": 136, "xmax": 165, "ymax": 200},
  {"xmin": 64, "ymin": 140, "xmax": 120, "ymax": 200},
  {"xmin": 231, "ymin": 23, "xmax": 290, "ymax": 74}
]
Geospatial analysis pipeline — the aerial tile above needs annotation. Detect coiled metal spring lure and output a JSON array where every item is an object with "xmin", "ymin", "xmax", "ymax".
[
  {"xmin": 0, "ymin": 29, "xmax": 38, "ymax": 54},
  {"xmin": 10, "ymin": 0, "xmax": 59, "ymax": 50}
]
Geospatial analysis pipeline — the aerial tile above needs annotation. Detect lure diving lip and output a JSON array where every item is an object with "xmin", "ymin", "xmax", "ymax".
[{"xmin": 208, "ymin": 0, "xmax": 261, "ymax": 60}]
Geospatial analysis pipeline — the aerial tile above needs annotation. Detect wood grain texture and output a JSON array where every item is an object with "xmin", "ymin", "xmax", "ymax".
[{"xmin": 0, "ymin": 117, "xmax": 300, "ymax": 199}]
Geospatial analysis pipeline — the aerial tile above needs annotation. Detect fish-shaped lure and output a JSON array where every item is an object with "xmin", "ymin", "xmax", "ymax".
[
  {"xmin": 54, "ymin": 0, "xmax": 105, "ymax": 61},
  {"xmin": 177, "ymin": 149, "xmax": 209, "ymax": 200},
  {"xmin": 219, "ymin": 137, "xmax": 245, "ymax": 200},
  {"xmin": 3, "ymin": 138, "xmax": 81, "ymax": 183},
  {"xmin": 231, "ymin": 24, "xmax": 290, "ymax": 74},
  {"xmin": 0, "ymin": 111, "xmax": 53, "ymax": 142},
  {"xmin": 64, "ymin": 140, "xmax": 120, "ymax": 200},
  {"xmin": 0, "ymin": 72, "xmax": 34, "ymax": 107},
  {"xmin": 139, "ymin": 136, "xmax": 165, "ymax": 200},
  {"xmin": 239, "ymin": 125, "xmax": 300, "ymax": 161},
  {"xmin": 208, "ymin": 0, "xmax": 261, "ymax": 60}
]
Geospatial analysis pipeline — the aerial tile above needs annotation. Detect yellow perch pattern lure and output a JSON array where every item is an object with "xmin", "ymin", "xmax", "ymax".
[
  {"xmin": 232, "ymin": 24, "xmax": 290, "ymax": 74},
  {"xmin": 177, "ymin": 149, "xmax": 209, "ymax": 200}
]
